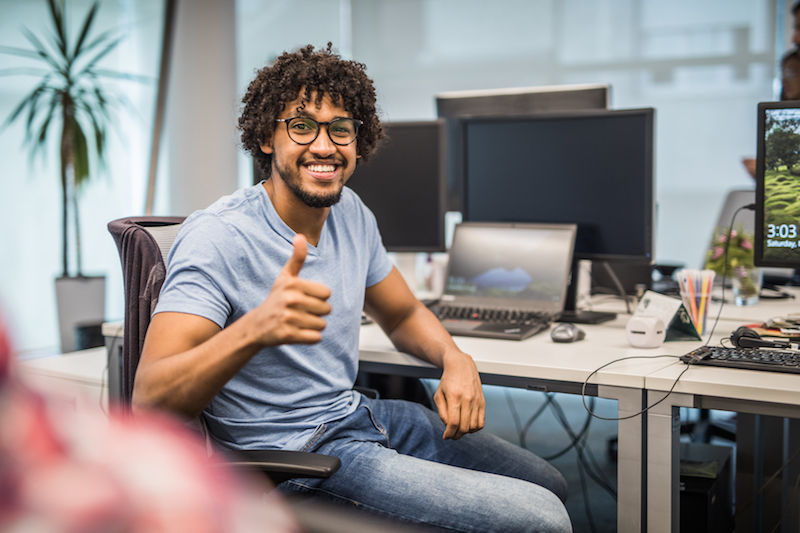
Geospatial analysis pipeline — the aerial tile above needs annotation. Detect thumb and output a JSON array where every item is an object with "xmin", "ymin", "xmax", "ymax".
[{"xmin": 282, "ymin": 234, "xmax": 308, "ymax": 277}]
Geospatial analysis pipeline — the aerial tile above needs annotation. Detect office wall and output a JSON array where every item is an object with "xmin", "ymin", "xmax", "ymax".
[
  {"xmin": 237, "ymin": 0, "xmax": 779, "ymax": 270},
  {"xmin": 166, "ymin": 0, "xmax": 238, "ymax": 216}
]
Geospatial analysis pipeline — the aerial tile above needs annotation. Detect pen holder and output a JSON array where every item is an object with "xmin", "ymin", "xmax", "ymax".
[
  {"xmin": 679, "ymin": 290, "xmax": 712, "ymax": 336},
  {"xmin": 676, "ymin": 268, "xmax": 716, "ymax": 337}
]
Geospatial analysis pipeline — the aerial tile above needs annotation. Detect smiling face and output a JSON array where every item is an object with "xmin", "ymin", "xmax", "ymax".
[{"xmin": 260, "ymin": 91, "xmax": 358, "ymax": 209}]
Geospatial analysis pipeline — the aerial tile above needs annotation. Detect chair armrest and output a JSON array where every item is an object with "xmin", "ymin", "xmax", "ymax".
[{"xmin": 216, "ymin": 449, "xmax": 341, "ymax": 485}]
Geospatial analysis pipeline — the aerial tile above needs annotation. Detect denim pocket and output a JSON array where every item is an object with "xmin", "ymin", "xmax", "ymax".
[
  {"xmin": 360, "ymin": 401, "xmax": 390, "ymax": 446},
  {"xmin": 297, "ymin": 422, "xmax": 328, "ymax": 453}
]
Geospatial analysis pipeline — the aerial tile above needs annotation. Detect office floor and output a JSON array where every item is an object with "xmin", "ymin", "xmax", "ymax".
[{"xmin": 480, "ymin": 385, "xmax": 619, "ymax": 533}]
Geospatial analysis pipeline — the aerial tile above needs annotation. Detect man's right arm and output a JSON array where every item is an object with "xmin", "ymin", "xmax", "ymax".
[{"xmin": 132, "ymin": 234, "xmax": 331, "ymax": 420}]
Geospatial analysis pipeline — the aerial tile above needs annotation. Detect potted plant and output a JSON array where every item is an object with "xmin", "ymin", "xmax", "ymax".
[
  {"xmin": 704, "ymin": 224, "xmax": 762, "ymax": 306},
  {"xmin": 1, "ymin": 0, "xmax": 146, "ymax": 351}
]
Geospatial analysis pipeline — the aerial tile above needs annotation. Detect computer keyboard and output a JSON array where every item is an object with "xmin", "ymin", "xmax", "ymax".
[
  {"xmin": 432, "ymin": 305, "xmax": 550, "ymax": 325},
  {"xmin": 427, "ymin": 304, "xmax": 553, "ymax": 340},
  {"xmin": 680, "ymin": 345, "xmax": 800, "ymax": 374}
]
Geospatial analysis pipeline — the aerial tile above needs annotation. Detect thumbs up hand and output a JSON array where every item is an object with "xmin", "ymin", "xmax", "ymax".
[{"xmin": 252, "ymin": 234, "xmax": 331, "ymax": 347}]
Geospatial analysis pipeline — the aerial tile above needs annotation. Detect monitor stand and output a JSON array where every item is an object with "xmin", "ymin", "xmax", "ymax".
[
  {"xmin": 558, "ymin": 309, "xmax": 616, "ymax": 325},
  {"xmin": 558, "ymin": 259, "xmax": 617, "ymax": 324}
]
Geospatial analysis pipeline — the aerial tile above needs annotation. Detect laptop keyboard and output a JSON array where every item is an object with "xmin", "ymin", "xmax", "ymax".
[
  {"xmin": 433, "ymin": 305, "xmax": 551, "ymax": 326},
  {"xmin": 680, "ymin": 345, "xmax": 800, "ymax": 374}
]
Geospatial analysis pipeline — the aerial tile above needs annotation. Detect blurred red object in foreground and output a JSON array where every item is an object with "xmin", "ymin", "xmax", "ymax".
[{"xmin": 0, "ymin": 311, "xmax": 301, "ymax": 533}]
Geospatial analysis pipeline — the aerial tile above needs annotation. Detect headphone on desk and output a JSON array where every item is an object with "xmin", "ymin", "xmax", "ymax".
[{"xmin": 730, "ymin": 326, "xmax": 792, "ymax": 349}]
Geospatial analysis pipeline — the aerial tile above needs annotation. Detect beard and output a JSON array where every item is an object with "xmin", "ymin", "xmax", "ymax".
[{"xmin": 273, "ymin": 156, "xmax": 345, "ymax": 209}]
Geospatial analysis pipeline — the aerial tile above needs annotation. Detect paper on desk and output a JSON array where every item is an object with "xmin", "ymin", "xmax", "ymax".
[{"xmin": 633, "ymin": 291, "xmax": 701, "ymax": 341}]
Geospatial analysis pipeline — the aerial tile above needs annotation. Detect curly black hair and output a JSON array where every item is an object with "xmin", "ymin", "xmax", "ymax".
[{"xmin": 239, "ymin": 43, "xmax": 385, "ymax": 178}]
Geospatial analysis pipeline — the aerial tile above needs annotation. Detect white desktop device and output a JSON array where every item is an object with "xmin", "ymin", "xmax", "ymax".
[{"xmin": 625, "ymin": 316, "xmax": 666, "ymax": 349}]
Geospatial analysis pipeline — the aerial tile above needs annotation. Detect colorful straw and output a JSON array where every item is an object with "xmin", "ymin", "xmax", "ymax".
[{"xmin": 676, "ymin": 269, "xmax": 716, "ymax": 336}]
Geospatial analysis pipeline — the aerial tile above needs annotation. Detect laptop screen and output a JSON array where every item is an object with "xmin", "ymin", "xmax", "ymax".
[{"xmin": 441, "ymin": 222, "xmax": 576, "ymax": 313}]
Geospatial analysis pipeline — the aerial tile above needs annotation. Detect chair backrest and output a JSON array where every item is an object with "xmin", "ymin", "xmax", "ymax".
[
  {"xmin": 108, "ymin": 216, "xmax": 185, "ymax": 405},
  {"xmin": 713, "ymin": 189, "xmax": 755, "ymax": 236},
  {"xmin": 703, "ymin": 189, "xmax": 797, "ymax": 281},
  {"xmin": 700, "ymin": 189, "xmax": 755, "ymax": 268}
]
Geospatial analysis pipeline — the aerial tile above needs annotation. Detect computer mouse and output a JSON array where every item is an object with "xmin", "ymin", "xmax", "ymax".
[{"xmin": 551, "ymin": 322, "xmax": 586, "ymax": 343}]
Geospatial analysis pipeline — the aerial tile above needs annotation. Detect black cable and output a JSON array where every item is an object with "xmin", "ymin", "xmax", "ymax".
[
  {"xmin": 702, "ymin": 204, "xmax": 752, "ymax": 347},
  {"xmin": 600, "ymin": 260, "xmax": 632, "ymax": 315},
  {"xmin": 519, "ymin": 394, "xmax": 554, "ymax": 450},
  {"xmin": 576, "ymin": 451, "xmax": 599, "ymax": 533},
  {"xmin": 508, "ymin": 387, "xmax": 618, "ymax": 527},
  {"xmin": 548, "ymin": 395, "xmax": 617, "ymax": 498},
  {"xmin": 547, "ymin": 392, "xmax": 616, "ymax": 533},
  {"xmin": 507, "ymin": 389, "xmax": 593, "ymax": 463},
  {"xmin": 504, "ymin": 388, "xmax": 524, "ymax": 441},
  {"xmin": 589, "ymin": 263, "xmax": 636, "ymax": 314},
  {"xmin": 550, "ymin": 396, "xmax": 609, "ymax": 533},
  {"xmin": 578, "ymin": 208, "xmax": 749, "ymax": 424},
  {"xmin": 580, "ymin": 355, "xmax": 686, "ymax": 421},
  {"xmin": 543, "ymin": 395, "xmax": 594, "ymax": 462}
]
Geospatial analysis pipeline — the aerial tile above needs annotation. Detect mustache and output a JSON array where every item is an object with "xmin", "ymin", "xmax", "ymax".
[{"xmin": 298, "ymin": 156, "xmax": 347, "ymax": 168}]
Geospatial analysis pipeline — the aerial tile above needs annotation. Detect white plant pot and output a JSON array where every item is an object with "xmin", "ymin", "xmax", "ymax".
[{"xmin": 55, "ymin": 275, "xmax": 106, "ymax": 353}]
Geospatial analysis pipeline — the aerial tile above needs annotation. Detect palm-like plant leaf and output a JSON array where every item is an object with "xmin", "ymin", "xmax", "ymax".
[
  {"xmin": 46, "ymin": 0, "xmax": 68, "ymax": 58},
  {"xmin": 36, "ymin": 95, "xmax": 60, "ymax": 148},
  {"xmin": 1, "ymin": 0, "xmax": 147, "ymax": 277},
  {"xmin": 91, "ymin": 68, "xmax": 152, "ymax": 83},
  {"xmin": 72, "ymin": 2, "xmax": 100, "ymax": 60},
  {"xmin": 0, "ymin": 45, "xmax": 47, "ymax": 60},
  {"xmin": 76, "ymin": 35, "xmax": 124, "ymax": 77},
  {"xmin": 20, "ymin": 26, "xmax": 65, "ymax": 74},
  {"xmin": 0, "ymin": 67, "xmax": 52, "ymax": 77}
]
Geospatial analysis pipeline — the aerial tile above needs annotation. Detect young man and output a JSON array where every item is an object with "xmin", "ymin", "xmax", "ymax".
[{"xmin": 135, "ymin": 44, "xmax": 571, "ymax": 532}]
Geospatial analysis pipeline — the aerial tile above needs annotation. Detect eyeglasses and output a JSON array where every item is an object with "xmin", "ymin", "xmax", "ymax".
[{"xmin": 276, "ymin": 116, "xmax": 362, "ymax": 146}]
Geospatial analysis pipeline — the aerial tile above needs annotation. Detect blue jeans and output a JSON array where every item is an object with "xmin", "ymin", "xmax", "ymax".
[{"xmin": 280, "ymin": 397, "xmax": 572, "ymax": 533}]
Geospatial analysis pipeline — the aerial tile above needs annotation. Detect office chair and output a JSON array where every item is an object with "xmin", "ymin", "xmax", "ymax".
[
  {"xmin": 705, "ymin": 189, "xmax": 796, "ymax": 285},
  {"xmin": 107, "ymin": 216, "xmax": 340, "ymax": 485}
]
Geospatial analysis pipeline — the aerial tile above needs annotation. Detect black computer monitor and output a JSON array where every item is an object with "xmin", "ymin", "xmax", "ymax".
[
  {"xmin": 461, "ymin": 108, "xmax": 655, "ymax": 321},
  {"xmin": 755, "ymin": 101, "xmax": 800, "ymax": 269},
  {"xmin": 347, "ymin": 120, "xmax": 447, "ymax": 252},
  {"xmin": 254, "ymin": 120, "xmax": 448, "ymax": 252},
  {"xmin": 436, "ymin": 84, "xmax": 610, "ymax": 211},
  {"xmin": 436, "ymin": 83, "xmax": 610, "ymax": 117}
]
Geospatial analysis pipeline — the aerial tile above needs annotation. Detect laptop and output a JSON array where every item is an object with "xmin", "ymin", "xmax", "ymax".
[{"xmin": 428, "ymin": 222, "xmax": 577, "ymax": 340}]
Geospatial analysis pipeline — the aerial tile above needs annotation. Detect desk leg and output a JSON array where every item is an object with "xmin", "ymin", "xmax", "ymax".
[
  {"xmin": 104, "ymin": 334, "xmax": 121, "ymax": 402},
  {"xmin": 599, "ymin": 385, "xmax": 645, "ymax": 533},
  {"xmin": 646, "ymin": 390, "xmax": 693, "ymax": 533}
]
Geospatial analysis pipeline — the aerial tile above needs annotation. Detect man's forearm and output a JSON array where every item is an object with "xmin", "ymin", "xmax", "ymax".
[
  {"xmin": 386, "ymin": 301, "xmax": 462, "ymax": 369},
  {"xmin": 133, "ymin": 315, "xmax": 262, "ymax": 419}
]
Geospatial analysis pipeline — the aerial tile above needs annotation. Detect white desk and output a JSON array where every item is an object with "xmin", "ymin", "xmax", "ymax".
[
  {"xmin": 643, "ymin": 290, "xmax": 800, "ymax": 533},
  {"xmin": 16, "ymin": 346, "xmax": 109, "ymax": 416},
  {"xmin": 48, "ymin": 289, "xmax": 796, "ymax": 533}
]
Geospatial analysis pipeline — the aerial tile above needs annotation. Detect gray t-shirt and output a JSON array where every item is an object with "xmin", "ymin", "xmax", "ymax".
[{"xmin": 154, "ymin": 183, "xmax": 394, "ymax": 450}]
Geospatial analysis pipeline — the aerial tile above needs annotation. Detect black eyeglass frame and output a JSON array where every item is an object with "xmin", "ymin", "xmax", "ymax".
[{"xmin": 276, "ymin": 117, "xmax": 363, "ymax": 146}]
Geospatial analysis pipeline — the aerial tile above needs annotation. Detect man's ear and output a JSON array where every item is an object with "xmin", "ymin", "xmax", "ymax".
[{"xmin": 260, "ymin": 134, "xmax": 273, "ymax": 155}]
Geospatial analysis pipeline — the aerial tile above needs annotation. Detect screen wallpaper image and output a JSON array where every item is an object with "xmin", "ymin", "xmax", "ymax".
[
  {"xmin": 444, "ymin": 227, "xmax": 572, "ymax": 301},
  {"xmin": 763, "ymin": 108, "xmax": 800, "ymax": 262}
]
